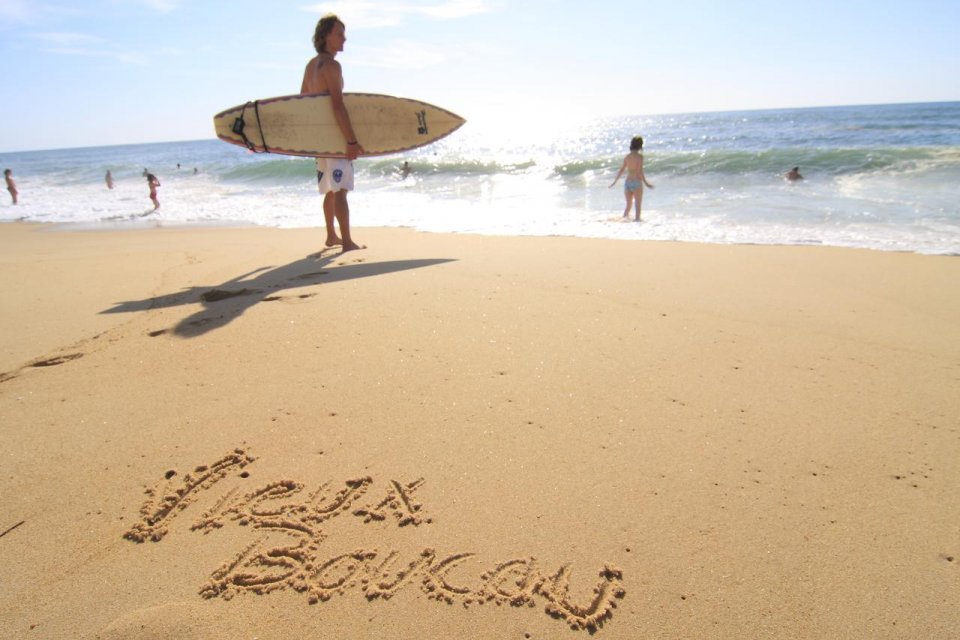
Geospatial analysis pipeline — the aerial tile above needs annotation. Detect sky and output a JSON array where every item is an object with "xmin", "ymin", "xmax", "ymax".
[{"xmin": 0, "ymin": 0, "xmax": 958, "ymax": 152}]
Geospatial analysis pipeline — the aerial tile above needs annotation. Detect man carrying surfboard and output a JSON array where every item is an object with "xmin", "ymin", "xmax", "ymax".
[{"xmin": 301, "ymin": 14, "xmax": 365, "ymax": 253}]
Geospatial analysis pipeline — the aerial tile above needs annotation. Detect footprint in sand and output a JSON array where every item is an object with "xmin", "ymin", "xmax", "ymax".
[
  {"xmin": 0, "ymin": 352, "xmax": 84, "ymax": 384},
  {"xmin": 293, "ymin": 271, "xmax": 329, "ymax": 280},
  {"xmin": 200, "ymin": 288, "xmax": 260, "ymax": 303},
  {"xmin": 264, "ymin": 293, "xmax": 318, "ymax": 302},
  {"xmin": 31, "ymin": 353, "xmax": 84, "ymax": 367}
]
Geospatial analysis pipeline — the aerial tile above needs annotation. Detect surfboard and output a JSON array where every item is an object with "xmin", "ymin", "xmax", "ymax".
[{"xmin": 213, "ymin": 93, "xmax": 465, "ymax": 158}]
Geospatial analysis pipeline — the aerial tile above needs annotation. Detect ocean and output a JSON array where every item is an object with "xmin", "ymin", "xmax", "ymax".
[{"xmin": 2, "ymin": 101, "xmax": 958, "ymax": 255}]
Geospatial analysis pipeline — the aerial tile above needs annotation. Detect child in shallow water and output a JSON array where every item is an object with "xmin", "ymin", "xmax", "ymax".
[
  {"xmin": 146, "ymin": 173, "xmax": 161, "ymax": 210},
  {"xmin": 5, "ymin": 169, "xmax": 18, "ymax": 205},
  {"xmin": 610, "ymin": 136, "xmax": 654, "ymax": 221}
]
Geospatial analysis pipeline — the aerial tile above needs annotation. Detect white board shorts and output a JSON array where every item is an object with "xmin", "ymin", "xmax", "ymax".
[{"xmin": 315, "ymin": 158, "xmax": 354, "ymax": 193}]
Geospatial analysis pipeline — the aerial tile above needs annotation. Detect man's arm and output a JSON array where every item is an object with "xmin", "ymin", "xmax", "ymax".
[{"xmin": 322, "ymin": 59, "xmax": 363, "ymax": 160}]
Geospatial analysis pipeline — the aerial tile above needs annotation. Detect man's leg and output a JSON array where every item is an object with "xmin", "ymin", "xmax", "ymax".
[
  {"xmin": 333, "ymin": 190, "xmax": 362, "ymax": 252},
  {"xmin": 322, "ymin": 191, "xmax": 342, "ymax": 246}
]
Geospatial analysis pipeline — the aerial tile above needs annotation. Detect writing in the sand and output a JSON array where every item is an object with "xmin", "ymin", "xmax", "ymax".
[{"xmin": 123, "ymin": 449, "xmax": 625, "ymax": 632}]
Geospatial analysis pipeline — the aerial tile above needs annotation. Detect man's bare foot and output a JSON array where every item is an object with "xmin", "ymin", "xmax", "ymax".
[
  {"xmin": 340, "ymin": 242, "xmax": 366, "ymax": 253},
  {"xmin": 325, "ymin": 236, "xmax": 342, "ymax": 247}
]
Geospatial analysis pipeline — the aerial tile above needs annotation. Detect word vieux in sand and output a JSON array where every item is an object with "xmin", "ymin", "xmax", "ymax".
[{"xmin": 123, "ymin": 449, "xmax": 626, "ymax": 632}]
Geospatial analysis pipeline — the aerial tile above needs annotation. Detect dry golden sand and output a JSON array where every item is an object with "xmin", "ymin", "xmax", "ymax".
[{"xmin": 0, "ymin": 222, "xmax": 958, "ymax": 639}]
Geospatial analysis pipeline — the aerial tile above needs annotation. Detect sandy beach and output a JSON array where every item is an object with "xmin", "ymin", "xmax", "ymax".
[{"xmin": 0, "ymin": 222, "xmax": 957, "ymax": 639}]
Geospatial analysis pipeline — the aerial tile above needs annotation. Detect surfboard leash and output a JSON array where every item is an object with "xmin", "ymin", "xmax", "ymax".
[{"xmin": 232, "ymin": 101, "xmax": 270, "ymax": 153}]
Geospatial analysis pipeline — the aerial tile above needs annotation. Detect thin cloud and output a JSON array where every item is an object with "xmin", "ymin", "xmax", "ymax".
[
  {"xmin": 419, "ymin": 0, "xmax": 490, "ymax": 19},
  {"xmin": 252, "ymin": 62, "xmax": 300, "ymax": 72},
  {"xmin": 0, "ymin": 1, "xmax": 85, "ymax": 25},
  {"xmin": 139, "ymin": 0, "xmax": 180, "ymax": 10},
  {"xmin": 41, "ymin": 46, "xmax": 117, "ymax": 58},
  {"xmin": 105, "ymin": 0, "xmax": 181, "ymax": 11},
  {"xmin": 29, "ymin": 31, "xmax": 146, "ymax": 65},
  {"xmin": 0, "ymin": 0, "xmax": 31, "ymax": 21},
  {"xmin": 30, "ymin": 31, "xmax": 104, "ymax": 46},
  {"xmin": 100, "ymin": 0, "xmax": 183, "ymax": 13},
  {"xmin": 40, "ymin": 46, "xmax": 147, "ymax": 65},
  {"xmin": 301, "ymin": 0, "xmax": 497, "ymax": 28},
  {"xmin": 348, "ymin": 39, "xmax": 449, "ymax": 69}
]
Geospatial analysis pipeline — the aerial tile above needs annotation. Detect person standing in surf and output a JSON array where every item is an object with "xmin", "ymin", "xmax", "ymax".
[
  {"xmin": 146, "ymin": 172, "xmax": 160, "ymax": 211},
  {"xmin": 301, "ymin": 13, "xmax": 365, "ymax": 253},
  {"xmin": 610, "ymin": 136, "xmax": 654, "ymax": 221},
  {"xmin": 4, "ymin": 169, "xmax": 18, "ymax": 205}
]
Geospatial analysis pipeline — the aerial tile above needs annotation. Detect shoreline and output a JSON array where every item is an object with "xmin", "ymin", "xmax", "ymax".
[
  {"xmin": 1, "ymin": 222, "xmax": 958, "ymax": 638},
  {"xmin": 6, "ymin": 219, "xmax": 959, "ymax": 257}
]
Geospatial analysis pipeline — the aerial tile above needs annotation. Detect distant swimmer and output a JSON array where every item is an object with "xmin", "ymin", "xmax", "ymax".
[
  {"xmin": 786, "ymin": 166, "xmax": 803, "ymax": 181},
  {"xmin": 105, "ymin": 170, "xmax": 114, "ymax": 189},
  {"xmin": 609, "ymin": 136, "xmax": 654, "ymax": 221},
  {"xmin": 4, "ymin": 169, "xmax": 18, "ymax": 205},
  {"xmin": 146, "ymin": 172, "xmax": 161, "ymax": 210},
  {"xmin": 400, "ymin": 161, "xmax": 411, "ymax": 179}
]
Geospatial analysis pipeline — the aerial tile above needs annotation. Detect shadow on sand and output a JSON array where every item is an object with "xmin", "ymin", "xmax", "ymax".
[{"xmin": 100, "ymin": 249, "xmax": 456, "ymax": 338}]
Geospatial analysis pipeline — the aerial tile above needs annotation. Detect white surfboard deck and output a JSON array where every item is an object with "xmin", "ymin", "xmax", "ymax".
[{"xmin": 213, "ymin": 93, "xmax": 465, "ymax": 158}]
